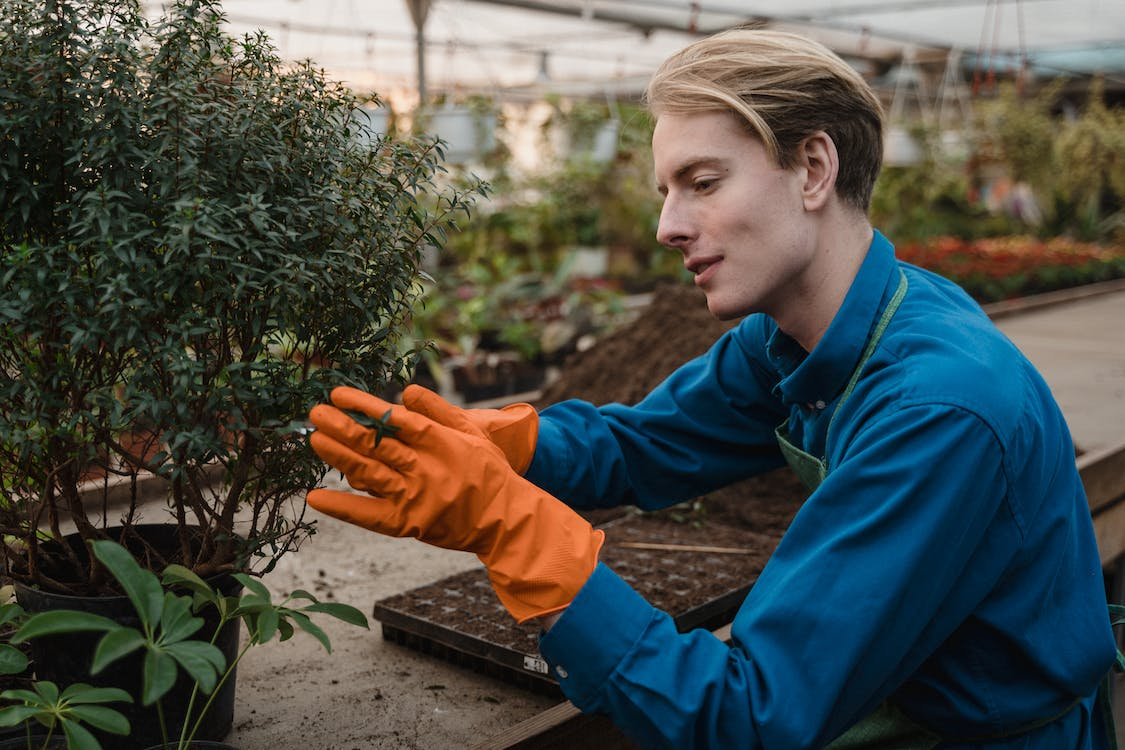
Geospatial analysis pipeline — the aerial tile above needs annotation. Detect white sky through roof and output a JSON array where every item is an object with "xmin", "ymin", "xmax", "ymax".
[{"xmin": 148, "ymin": 0, "xmax": 1125, "ymax": 98}]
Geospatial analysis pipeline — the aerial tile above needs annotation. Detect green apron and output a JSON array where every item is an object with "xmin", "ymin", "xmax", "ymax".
[{"xmin": 772, "ymin": 270, "xmax": 1120, "ymax": 748}]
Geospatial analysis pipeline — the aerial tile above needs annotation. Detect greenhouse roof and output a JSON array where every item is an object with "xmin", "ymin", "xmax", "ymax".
[{"xmin": 163, "ymin": 0, "xmax": 1125, "ymax": 98}]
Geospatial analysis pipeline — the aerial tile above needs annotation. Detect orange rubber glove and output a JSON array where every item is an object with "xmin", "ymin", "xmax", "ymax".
[
  {"xmin": 306, "ymin": 386, "xmax": 604, "ymax": 624},
  {"xmin": 401, "ymin": 384, "xmax": 538, "ymax": 475}
]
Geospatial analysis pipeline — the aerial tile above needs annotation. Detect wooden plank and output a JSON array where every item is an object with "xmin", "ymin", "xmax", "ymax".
[
  {"xmin": 1094, "ymin": 498, "xmax": 1125, "ymax": 568},
  {"xmin": 470, "ymin": 703, "xmax": 636, "ymax": 750},
  {"xmin": 1082, "ymin": 440, "xmax": 1125, "ymax": 565},
  {"xmin": 1082, "ymin": 440, "xmax": 1125, "ymax": 516}
]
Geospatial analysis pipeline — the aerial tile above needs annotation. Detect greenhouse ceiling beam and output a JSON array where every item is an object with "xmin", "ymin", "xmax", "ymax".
[{"xmin": 461, "ymin": 0, "xmax": 765, "ymax": 36}]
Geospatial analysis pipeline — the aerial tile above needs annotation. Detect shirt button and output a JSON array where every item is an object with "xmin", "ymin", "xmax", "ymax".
[
  {"xmin": 556, "ymin": 666, "xmax": 569, "ymax": 679},
  {"xmin": 814, "ymin": 400, "xmax": 827, "ymax": 410}
]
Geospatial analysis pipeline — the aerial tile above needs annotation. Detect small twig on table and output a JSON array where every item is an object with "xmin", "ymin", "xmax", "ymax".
[{"xmin": 616, "ymin": 542, "xmax": 752, "ymax": 555}]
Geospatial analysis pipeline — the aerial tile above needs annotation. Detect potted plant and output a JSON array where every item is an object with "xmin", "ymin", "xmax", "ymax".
[
  {"xmin": 0, "ymin": 0, "xmax": 483, "ymax": 744},
  {"xmin": 0, "ymin": 539, "xmax": 366, "ymax": 750}
]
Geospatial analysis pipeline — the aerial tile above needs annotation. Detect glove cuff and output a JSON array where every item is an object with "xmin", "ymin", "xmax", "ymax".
[
  {"xmin": 485, "ymin": 526, "xmax": 604, "ymax": 624},
  {"xmin": 488, "ymin": 403, "xmax": 539, "ymax": 475}
]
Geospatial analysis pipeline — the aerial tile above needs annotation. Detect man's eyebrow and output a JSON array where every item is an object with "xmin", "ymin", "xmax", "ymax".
[
  {"xmin": 656, "ymin": 157, "xmax": 725, "ymax": 192},
  {"xmin": 673, "ymin": 157, "xmax": 724, "ymax": 181}
]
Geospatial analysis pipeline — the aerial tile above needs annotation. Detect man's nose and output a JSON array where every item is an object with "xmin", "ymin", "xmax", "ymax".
[{"xmin": 656, "ymin": 199, "xmax": 691, "ymax": 250}]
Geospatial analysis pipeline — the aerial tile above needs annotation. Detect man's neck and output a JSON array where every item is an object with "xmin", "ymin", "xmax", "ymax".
[{"xmin": 775, "ymin": 215, "xmax": 874, "ymax": 353}]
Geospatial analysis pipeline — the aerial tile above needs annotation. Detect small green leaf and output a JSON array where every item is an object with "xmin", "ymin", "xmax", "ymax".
[
  {"xmin": 91, "ymin": 629, "xmax": 146, "ymax": 674},
  {"xmin": 252, "ymin": 607, "xmax": 279, "ymax": 645},
  {"xmin": 33, "ymin": 681, "xmax": 59, "ymax": 704},
  {"xmin": 233, "ymin": 573, "xmax": 271, "ymax": 600},
  {"xmin": 165, "ymin": 641, "xmax": 225, "ymax": 694},
  {"xmin": 61, "ymin": 717, "xmax": 104, "ymax": 750},
  {"xmin": 302, "ymin": 601, "xmax": 369, "ymax": 629},
  {"xmin": 0, "ymin": 643, "xmax": 28, "ymax": 675},
  {"xmin": 0, "ymin": 705, "xmax": 38, "ymax": 727},
  {"xmin": 162, "ymin": 564, "xmax": 218, "ymax": 603},
  {"xmin": 0, "ymin": 602, "xmax": 25, "ymax": 628},
  {"xmin": 159, "ymin": 593, "xmax": 204, "ymax": 643},
  {"xmin": 58, "ymin": 684, "xmax": 132, "ymax": 706},
  {"xmin": 285, "ymin": 611, "xmax": 331, "ymax": 652},
  {"xmin": 0, "ymin": 688, "xmax": 41, "ymax": 705},
  {"xmin": 91, "ymin": 540, "xmax": 164, "ymax": 629},
  {"xmin": 67, "ymin": 705, "xmax": 131, "ymax": 735},
  {"xmin": 13, "ymin": 610, "xmax": 118, "ymax": 643},
  {"xmin": 141, "ymin": 649, "xmax": 177, "ymax": 706}
]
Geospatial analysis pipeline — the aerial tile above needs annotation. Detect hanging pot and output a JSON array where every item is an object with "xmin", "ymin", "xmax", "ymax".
[{"xmin": 13, "ymin": 525, "xmax": 243, "ymax": 749}]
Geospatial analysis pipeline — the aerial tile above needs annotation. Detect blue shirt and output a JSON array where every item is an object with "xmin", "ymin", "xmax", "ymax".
[{"xmin": 529, "ymin": 231, "xmax": 1116, "ymax": 749}]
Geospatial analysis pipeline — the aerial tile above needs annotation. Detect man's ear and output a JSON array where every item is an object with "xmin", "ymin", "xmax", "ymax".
[{"xmin": 799, "ymin": 131, "xmax": 839, "ymax": 211}]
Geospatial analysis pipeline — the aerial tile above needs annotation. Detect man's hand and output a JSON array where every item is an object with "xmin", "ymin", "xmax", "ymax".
[
  {"xmin": 305, "ymin": 386, "xmax": 602, "ymax": 624},
  {"xmin": 401, "ymin": 384, "xmax": 538, "ymax": 474}
]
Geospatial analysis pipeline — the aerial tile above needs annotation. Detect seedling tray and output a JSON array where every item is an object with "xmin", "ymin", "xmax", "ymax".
[{"xmin": 373, "ymin": 514, "xmax": 780, "ymax": 695}]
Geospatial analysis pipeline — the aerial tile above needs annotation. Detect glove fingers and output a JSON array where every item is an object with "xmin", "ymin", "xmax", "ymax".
[
  {"xmin": 306, "ymin": 488, "xmax": 404, "ymax": 537},
  {"xmin": 308, "ymin": 430, "xmax": 412, "ymax": 494},
  {"xmin": 309, "ymin": 398, "xmax": 424, "ymax": 451},
  {"xmin": 402, "ymin": 384, "xmax": 481, "ymax": 437},
  {"xmin": 327, "ymin": 386, "xmax": 415, "ymax": 426}
]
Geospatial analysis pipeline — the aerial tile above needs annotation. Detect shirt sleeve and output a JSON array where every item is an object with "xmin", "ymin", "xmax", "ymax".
[
  {"xmin": 539, "ymin": 403, "xmax": 1020, "ymax": 749},
  {"xmin": 526, "ymin": 320, "xmax": 788, "ymax": 510}
]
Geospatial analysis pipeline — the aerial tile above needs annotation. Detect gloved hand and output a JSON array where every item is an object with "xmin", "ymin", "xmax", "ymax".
[
  {"xmin": 401, "ymin": 384, "xmax": 538, "ymax": 474},
  {"xmin": 306, "ymin": 386, "xmax": 604, "ymax": 624}
]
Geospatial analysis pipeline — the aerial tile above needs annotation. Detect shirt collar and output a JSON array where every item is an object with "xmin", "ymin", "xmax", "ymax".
[{"xmin": 768, "ymin": 230, "xmax": 899, "ymax": 408}]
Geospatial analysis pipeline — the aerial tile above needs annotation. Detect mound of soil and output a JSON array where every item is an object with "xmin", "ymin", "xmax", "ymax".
[{"xmin": 536, "ymin": 282, "xmax": 809, "ymax": 533}]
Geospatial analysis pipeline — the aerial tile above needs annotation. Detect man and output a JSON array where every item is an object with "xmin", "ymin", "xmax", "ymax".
[{"xmin": 305, "ymin": 29, "xmax": 1118, "ymax": 748}]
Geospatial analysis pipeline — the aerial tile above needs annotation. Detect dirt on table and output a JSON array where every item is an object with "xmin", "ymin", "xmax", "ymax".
[{"xmin": 537, "ymin": 281, "xmax": 809, "ymax": 535}]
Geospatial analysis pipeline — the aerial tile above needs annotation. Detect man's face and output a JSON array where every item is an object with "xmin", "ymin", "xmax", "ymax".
[{"xmin": 653, "ymin": 110, "xmax": 815, "ymax": 322}]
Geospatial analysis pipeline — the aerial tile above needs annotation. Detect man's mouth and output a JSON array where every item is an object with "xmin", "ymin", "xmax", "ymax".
[{"xmin": 687, "ymin": 256, "xmax": 720, "ymax": 277}]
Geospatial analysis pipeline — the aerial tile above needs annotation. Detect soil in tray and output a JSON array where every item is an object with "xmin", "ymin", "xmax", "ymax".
[{"xmin": 375, "ymin": 513, "xmax": 784, "ymax": 658}]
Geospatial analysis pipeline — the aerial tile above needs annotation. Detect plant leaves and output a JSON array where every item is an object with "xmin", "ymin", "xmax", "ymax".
[
  {"xmin": 0, "ymin": 602, "xmax": 25, "ymax": 628},
  {"xmin": 141, "ymin": 649, "xmax": 177, "ymax": 707},
  {"xmin": 91, "ymin": 540, "xmax": 164, "ymax": 629},
  {"xmin": 58, "ymin": 684, "xmax": 132, "ymax": 706},
  {"xmin": 165, "ymin": 640, "xmax": 225, "ymax": 694},
  {"xmin": 284, "ymin": 610, "xmax": 331, "ymax": 652},
  {"xmin": 13, "ymin": 610, "xmax": 118, "ymax": 643},
  {"xmin": 158, "ymin": 592, "xmax": 204, "ymax": 643},
  {"xmin": 0, "ymin": 705, "xmax": 39, "ymax": 727},
  {"xmin": 301, "ymin": 601, "xmax": 369, "ymax": 629},
  {"xmin": 67, "ymin": 705, "xmax": 131, "ymax": 735},
  {"xmin": 251, "ymin": 606, "xmax": 279, "ymax": 645},
  {"xmin": 0, "ymin": 643, "xmax": 28, "ymax": 675},
  {"xmin": 91, "ymin": 628, "xmax": 146, "ymax": 674},
  {"xmin": 162, "ymin": 564, "xmax": 218, "ymax": 604},
  {"xmin": 232, "ymin": 573, "xmax": 271, "ymax": 600},
  {"xmin": 61, "ymin": 716, "xmax": 103, "ymax": 750}
]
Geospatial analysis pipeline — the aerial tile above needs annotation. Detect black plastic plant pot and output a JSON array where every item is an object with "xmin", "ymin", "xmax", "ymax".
[
  {"xmin": 12, "ymin": 525, "xmax": 243, "ymax": 749},
  {"xmin": 0, "ymin": 736, "xmax": 66, "ymax": 749}
]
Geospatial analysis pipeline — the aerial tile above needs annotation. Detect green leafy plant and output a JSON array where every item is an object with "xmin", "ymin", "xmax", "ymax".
[
  {"xmin": 0, "ymin": 0, "xmax": 483, "ymax": 594},
  {"xmin": 0, "ymin": 539, "xmax": 367, "ymax": 750},
  {"xmin": 0, "ymin": 681, "xmax": 131, "ymax": 750}
]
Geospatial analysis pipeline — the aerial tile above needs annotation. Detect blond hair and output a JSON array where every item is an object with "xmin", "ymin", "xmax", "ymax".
[{"xmin": 645, "ymin": 28, "xmax": 885, "ymax": 212}]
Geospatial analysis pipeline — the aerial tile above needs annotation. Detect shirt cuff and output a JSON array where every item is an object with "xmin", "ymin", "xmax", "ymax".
[
  {"xmin": 538, "ymin": 562, "xmax": 657, "ymax": 710},
  {"xmin": 525, "ymin": 414, "xmax": 568, "ymax": 486}
]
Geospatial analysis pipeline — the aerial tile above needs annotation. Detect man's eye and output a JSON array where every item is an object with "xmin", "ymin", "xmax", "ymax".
[{"xmin": 694, "ymin": 179, "xmax": 716, "ymax": 192}]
